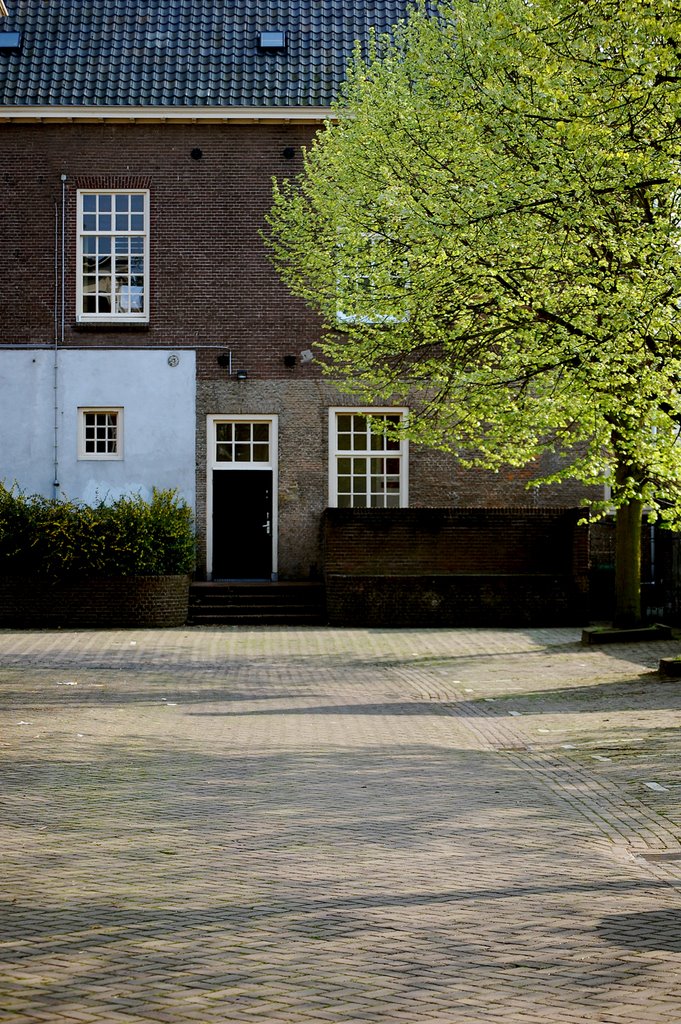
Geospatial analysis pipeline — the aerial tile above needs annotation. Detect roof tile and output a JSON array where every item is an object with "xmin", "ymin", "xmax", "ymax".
[{"xmin": 0, "ymin": 0, "xmax": 412, "ymax": 108}]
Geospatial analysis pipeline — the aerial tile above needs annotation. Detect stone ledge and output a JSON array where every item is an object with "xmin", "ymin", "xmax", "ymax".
[{"xmin": 582, "ymin": 623, "xmax": 673, "ymax": 645}]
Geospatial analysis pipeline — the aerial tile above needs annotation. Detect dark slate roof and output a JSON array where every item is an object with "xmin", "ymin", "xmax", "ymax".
[{"xmin": 0, "ymin": 0, "xmax": 412, "ymax": 108}]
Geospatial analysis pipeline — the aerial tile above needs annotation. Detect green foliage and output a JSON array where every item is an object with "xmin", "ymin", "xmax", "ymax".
[
  {"xmin": 266, "ymin": 0, "xmax": 681, "ymax": 525},
  {"xmin": 0, "ymin": 485, "xmax": 195, "ymax": 578}
]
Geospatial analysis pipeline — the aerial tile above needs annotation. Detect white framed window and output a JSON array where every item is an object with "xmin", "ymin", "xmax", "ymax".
[
  {"xmin": 214, "ymin": 420, "xmax": 272, "ymax": 464},
  {"xmin": 336, "ymin": 233, "xmax": 408, "ymax": 325},
  {"xmin": 78, "ymin": 408, "xmax": 123, "ymax": 460},
  {"xmin": 77, "ymin": 190, "xmax": 149, "ymax": 323},
  {"xmin": 329, "ymin": 408, "xmax": 408, "ymax": 508}
]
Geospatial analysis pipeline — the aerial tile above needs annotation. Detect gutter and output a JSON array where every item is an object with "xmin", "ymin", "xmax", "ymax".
[{"xmin": 0, "ymin": 104, "xmax": 334, "ymax": 124}]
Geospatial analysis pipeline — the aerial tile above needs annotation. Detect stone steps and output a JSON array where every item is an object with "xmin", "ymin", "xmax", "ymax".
[{"xmin": 188, "ymin": 581, "xmax": 327, "ymax": 626}]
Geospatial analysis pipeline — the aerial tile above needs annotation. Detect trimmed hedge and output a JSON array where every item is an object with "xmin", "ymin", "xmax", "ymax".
[{"xmin": 0, "ymin": 485, "xmax": 194, "ymax": 578}]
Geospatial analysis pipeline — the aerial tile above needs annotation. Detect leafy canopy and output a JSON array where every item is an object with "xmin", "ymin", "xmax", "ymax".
[{"xmin": 267, "ymin": 0, "xmax": 681, "ymax": 521}]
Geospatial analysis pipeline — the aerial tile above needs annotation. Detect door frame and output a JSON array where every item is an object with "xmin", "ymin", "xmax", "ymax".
[{"xmin": 206, "ymin": 414, "xmax": 279, "ymax": 581}]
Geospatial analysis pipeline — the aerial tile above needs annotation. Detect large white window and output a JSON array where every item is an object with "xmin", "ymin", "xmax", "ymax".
[
  {"xmin": 336, "ymin": 233, "xmax": 408, "ymax": 325},
  {"xmin": 78, "ymin": 408, "xmax": 123, "ymax": 460},
  {"xmin": 329, "ymin": 408, "xmax": 408, "ymax": 508},
  {"xmin": 77, "ymin": 190, "xmax": 149, "ymax": 323}
]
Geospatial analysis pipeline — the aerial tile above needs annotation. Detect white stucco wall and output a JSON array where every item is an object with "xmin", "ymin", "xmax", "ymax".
[{"xmin": 0, "ymin": 349, "xmax": 196, "ymax": 509}]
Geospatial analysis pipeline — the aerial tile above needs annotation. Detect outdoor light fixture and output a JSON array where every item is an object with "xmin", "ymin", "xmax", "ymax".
[{"xmin": 236, "ymin": 369, "xmax": 248, "ymax": 382}]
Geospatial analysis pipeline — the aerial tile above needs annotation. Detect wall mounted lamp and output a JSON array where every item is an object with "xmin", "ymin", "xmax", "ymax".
[{"xmin": 236, "ymin": 369, "xmax": 248, "ymax": 382}]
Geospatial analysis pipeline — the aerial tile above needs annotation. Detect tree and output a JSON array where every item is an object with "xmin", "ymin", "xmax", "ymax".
[{"xmin": 266, "ymin": 0, "xmax": 681, "ymax": 626}]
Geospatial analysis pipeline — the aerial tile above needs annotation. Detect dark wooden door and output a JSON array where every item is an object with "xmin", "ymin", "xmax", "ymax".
[{"xmin": 212, "ymin": 470, "xmax": 272, "ymax": 579}]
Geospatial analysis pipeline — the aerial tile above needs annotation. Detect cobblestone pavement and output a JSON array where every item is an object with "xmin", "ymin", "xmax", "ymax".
[{"xmin": 2, "ymin": 626, "xmax": 681, "ymax": 1023}]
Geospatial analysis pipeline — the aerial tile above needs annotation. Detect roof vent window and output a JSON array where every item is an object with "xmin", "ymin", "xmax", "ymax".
[
  {"xmin": 257, "ymin": 30, "xmax": 287, "ymax": 51},
  {"xmin": 0, "ymin": 31, "xmax": 21, "ymax": 50}
]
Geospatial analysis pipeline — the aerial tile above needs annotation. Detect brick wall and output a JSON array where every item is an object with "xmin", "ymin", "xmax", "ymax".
[
  {"xmin": 323, "ymin": 507, "xmax": 588, "ymax": 576},
  {"xmin": 1, "ymin": 122, "xmax": 323, "ymax": 379},
  {"xmin": 0, "ymin": 575, "xmax": 189, "ymax": 628},
  {"xmin": 2, "ymin": 122, "xmax": 604, "ymax": 586},
  {"xmin": 322, "ymin": 507, "xmax": 589, "ymax": 626}
]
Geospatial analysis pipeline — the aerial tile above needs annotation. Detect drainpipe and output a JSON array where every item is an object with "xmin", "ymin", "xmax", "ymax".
[{"xmin": 53, "ymin": 174, "xmax": 67, "ymax": 497}]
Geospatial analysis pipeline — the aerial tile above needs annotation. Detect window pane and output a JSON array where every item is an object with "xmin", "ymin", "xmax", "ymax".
[
  {"xmin": 216, "ymin": 445, "xmax": 232, "ymax": 462},
  {"xmin": 253, "ymin": 423, "xmax": 269, "ymax": 442},
  {"xmin": 235, "ymin": 444, "xmax": 250, "ymax": 462},
  {"xmin": 253, "ymin": 444, "xmax": 269, "ymax": 462},
  {"xmin": 79, "ymin": 192, "xmax": 148, "ymax": 318},
  {"xmin": 216, "ymin": 424, "xmax": 232, "ymax": 442},
  {"xmin": 334, "ymin": 409, "xmax": 404, "ymax": 508},
  {"xmin": 235, "ymin": 423, "xmax": 250, "ymax": 442}
]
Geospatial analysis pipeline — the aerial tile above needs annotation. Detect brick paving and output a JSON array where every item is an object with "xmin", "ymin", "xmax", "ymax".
[{"xmin": 1, "ymin": 626, "xmax": 681, "ymax": 1022}]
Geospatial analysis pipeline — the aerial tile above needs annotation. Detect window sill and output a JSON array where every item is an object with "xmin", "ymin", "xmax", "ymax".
[{"xmin": 73, "ymin": 321, "xmax": 150, "ymax": 332}]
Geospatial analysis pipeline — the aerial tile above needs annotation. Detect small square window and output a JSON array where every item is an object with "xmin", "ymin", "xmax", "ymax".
[{"xmin": 78, "ymin": 408, "xmax": 123, "ymax": 460}]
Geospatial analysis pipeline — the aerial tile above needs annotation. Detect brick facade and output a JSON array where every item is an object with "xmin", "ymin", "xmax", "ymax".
[
  {"xmin": 0, "ymin": 575, "xmax": 190, "ymax": 628},
  {"xmin": 2, "ymin": 121, "xmax": 597, "ymax": 602},
  {"xmin": 2, "ymin": 122, "xmax": 321, "ymax": 376},
  {"xmin": 322, "ymin": 507, "xmax": 589, "ymax": 626}
]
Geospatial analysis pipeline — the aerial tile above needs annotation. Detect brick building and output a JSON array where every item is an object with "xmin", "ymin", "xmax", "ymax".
[{"xmin": 0, "ymin": 0, "xmax": 592, "ymax": 623}]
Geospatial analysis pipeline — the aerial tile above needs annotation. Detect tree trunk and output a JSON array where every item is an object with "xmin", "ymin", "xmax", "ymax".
[{"xmin": 614, "ymin": 497, "xmax": 643, "ymax": 628}]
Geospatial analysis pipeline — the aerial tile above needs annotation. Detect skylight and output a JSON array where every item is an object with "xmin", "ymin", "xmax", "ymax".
[{"xmin": 257, "ymin": 30, "xmax": 287, "ymax": 51}]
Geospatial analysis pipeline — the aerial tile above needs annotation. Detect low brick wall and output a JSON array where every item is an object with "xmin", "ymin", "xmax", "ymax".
[
  {"xmin": 326, "ymin": 574, "xmax": 585, "ymax": 627},
  {"xmin": 322, "ymin": 507, "xmax": 589, "ymax": 627},
  {"xmin": 0, "ymin": 575, "xmax": 190, "ymax": 628}
]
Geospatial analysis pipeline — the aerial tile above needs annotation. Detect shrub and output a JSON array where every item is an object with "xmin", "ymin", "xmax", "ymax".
[{"xmin": 0, "ymin": 485, "xmax": 194, "ymax": 578}]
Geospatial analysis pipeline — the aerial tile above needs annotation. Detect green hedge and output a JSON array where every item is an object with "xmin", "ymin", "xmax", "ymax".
[{"xmin": 0, "ymin": 485, "xmax": 194, "ymax": 578}]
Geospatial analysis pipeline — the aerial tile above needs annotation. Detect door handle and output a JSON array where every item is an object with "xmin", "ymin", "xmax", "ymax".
[{"xmin": 263, "ymin": 516, "xmax": 271, "ymax": 535}]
